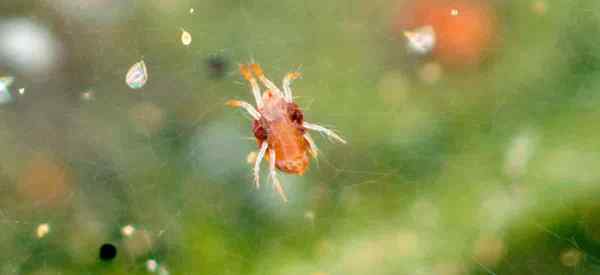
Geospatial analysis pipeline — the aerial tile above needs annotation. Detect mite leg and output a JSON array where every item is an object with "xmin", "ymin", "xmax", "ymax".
[
  {"xmin": 303, "ymin": 122, "xmax": 347, "ymax": 144},
  {"xmin": 269, "ymin": 149, "xmax": 288, "ymax": 202},
  {"xmin": 253, "ymin": 141, "xmax": 269, "ymax": 189},
  {"xmin": 250, "ymin": 63, "xmax": 283, "ymax": 97},
  {"xmin": 304, "ymin": 132, "xmax": 319, "ymax": 159},
  {"xmin": 225, "ymin": 100, "xmax": 261, "ymax": 120},
  {"xmin": 240, "ymin": 64, "xmax": 263, "ymax": 108},
  {"xmin": 282, "ymin": 71, "xmax": 301, "ymax": 102}
]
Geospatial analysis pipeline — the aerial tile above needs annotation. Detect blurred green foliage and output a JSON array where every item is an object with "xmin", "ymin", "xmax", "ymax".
[{"xmin": 2, "ymin": 0, "xmax": 600, "ymax": 274}]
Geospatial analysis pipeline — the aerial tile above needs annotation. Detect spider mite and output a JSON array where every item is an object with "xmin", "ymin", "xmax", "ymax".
[{"xmin": 226, "ymin": 63, "xmax": 346, "ymax": 202}]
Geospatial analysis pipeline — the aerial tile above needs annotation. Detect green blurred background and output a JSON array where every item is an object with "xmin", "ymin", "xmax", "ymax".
[{"xmin": 2, "ymin": 0, "xmax": 600, "ymax": 274}]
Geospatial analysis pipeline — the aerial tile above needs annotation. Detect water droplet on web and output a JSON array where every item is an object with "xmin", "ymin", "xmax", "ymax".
[
  {"xmin": 181, "ymin": 29, "xmax": 192, "ymax": 46},
  {"xmin": 404, "ymin": 25, "xmax": 436, "ymax": 55},
  {"xmin": 126, "ymin": 60, "xmax": 148, "ymax": 89},
  {"xmin": 36, "ymin": 223, "xmax": 50, "ymax": 238},
  {"xmin": 121, "ymin": 224, "xmax": 135, "ymax": 237},
  {"xmin": 81, "ymin": 90, "xmax": 95, "ymax": 101},
  {"xmin": 146, "ymin": 259, "xmax": 158, "ymax": 272},
  {"xmin": 451, "ymin": 8, "xmax": 459, "ymax": 16},
  {"xmin": 18, "ymin": 88, "xmax": 25, "ymax": 95},
  {"xmin": 189, "ymin": 8, "xmax": 195, "ymax": 14},
  {"xmin": 0, "ymin": 76, "xmax": 14, "ymax": 104},
  {"xmin": 158, "ymin": 266, "xmax": 170, "ymax": 275}
]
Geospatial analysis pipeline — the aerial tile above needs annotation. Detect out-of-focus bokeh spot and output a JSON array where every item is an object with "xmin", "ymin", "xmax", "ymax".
[
  {"xmin": 17, "ymin": 154, "xmax": 72, "ymax": 208},
  {"xmin": 394, "ymin": 0, "xmax": 497, "ymax": 67}
]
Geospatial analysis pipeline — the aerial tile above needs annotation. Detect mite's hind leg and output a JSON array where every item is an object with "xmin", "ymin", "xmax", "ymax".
[
  {"xmin": 304, "ymin": 132, "xmax": 319, "ymax": 159},
  {"xmin": 225, "ymin": 100, "xmax": 261, "ymax": 120},
  {"xmin": 269, "ymin": 149, "xmax": 288, "ymax": 202},
  {"xmin": 253, "ymin": 141, "xmax": 269, "ymax": 189},
  {"xmin": 239, "ymin": 64, "xmax": 263, "ymax": 108},
  {"xmin": 303, "ymin": 122, "xmax": 347, "ymax": 144},
  {"xmin": 250, "ymin": 63, "xmax": 283, "ymax": 97},
  {"xmin": 282, "ymin": 71, "xmax": 301, "ymax": 102}
]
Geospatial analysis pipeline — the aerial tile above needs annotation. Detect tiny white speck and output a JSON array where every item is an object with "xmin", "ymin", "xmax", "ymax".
[
  {"xmin": 121, "ymin": 224, "xmax": 135, "ymax": 237},
  {"xmin": 189, "ymin": 8, "xmax": 195, "ymax": 14},
  {"xmin": 451, "ymin": 9, "xmax": 459, "ymax": 16},
  {"xmin": 146, "ymin": 259, "xmax": 158, "ymax": 272},
  {"xmin": 158, "ymin": 266, "xmax": 170, "ymax": 275},
  {"xmin": 181, "ymin": 29, "xmax": 192, "ymax": 46},
  {"xmin": 81, "ymin": 90, "xmax": 95, "ymax": 101},
  {"xmin": 404, "ymin": 25, "xmax": 436, "ymax": 55},
  {"xmin": 18, "ymin": 88, "xmax": 25, "ymax": 95},
  {"xmin": 36, "ymin": 223, "xmax": 50, "ymax": 238}
]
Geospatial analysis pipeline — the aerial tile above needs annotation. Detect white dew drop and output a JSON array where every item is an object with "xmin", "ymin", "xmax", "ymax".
[
  {"xmin": 0, "ymin": 76, "xmax": 14, "ymax": 104},
  {"xmin": 180, "ymin": 29, "xmax": 192, "ymax": 46},
  {"xmin": 18, "ymin": 88, "xmax": 25, "ymax": 95},
  {"xmin": 158, "ymin": 266, "xmax": 170, "ymax": 275},
  {"xmin": 121, "ymin": 224, "xmax": 135, "ymax": 237},
  {"xmin": 451, "ymin": 8, "xmax": 459, "ymax": 16},
  {"xmin": 81, "ymin": 90, "xmax": 95, "ymax": 101},
  {"xmin": 126, "ymin": 60, "xmax": 148, "ymax": 89},
  {"xmin": 404, "ymin": 25, "xmax": 436, "ymax": 55},
  {"xmin": 146, "ymin": 259, "xmax": 158, "ymax": 272},
  {"xmin": 36, "ymin": 223, "xmax": 50, "ymax": 238},
  {"xmin": 189, "ymin": 8, "xmax": 195, "ymax": 14}
]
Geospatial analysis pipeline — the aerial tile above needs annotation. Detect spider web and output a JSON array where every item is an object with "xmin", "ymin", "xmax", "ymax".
[{"xmin": 3, "ymin": 0, "xmax": 600, "ymax": 275}]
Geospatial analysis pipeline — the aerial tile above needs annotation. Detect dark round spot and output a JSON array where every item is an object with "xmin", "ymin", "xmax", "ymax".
[
  {"xmin": 206, "ymin": 56, "xmax": 228, "ymax": 79},
  {"xmin": 99, "ymin": 243, "xmax": 117, "ymax": 261},
  {"xmin": 288, "ymin": 103, "xmax": 304, "ymax": 124},
  {"xmin": 252, "ymin": 120, "xmax": 267, "ymax": 141}
]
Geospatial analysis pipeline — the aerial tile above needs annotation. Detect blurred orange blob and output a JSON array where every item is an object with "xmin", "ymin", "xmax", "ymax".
[
  {"xmin": 394, "ymin": 0, "xmax": 497, "ymax": 67},
  {"xmin": 17, "ymin": 154, "xmax": 72, "ymax": 208}
]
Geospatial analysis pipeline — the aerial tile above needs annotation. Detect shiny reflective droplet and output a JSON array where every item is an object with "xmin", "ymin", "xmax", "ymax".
[
  {"xmin": 126, "ymin": 60, "xmax": 148, "ymax": 89},
  {"xmin": 146, "ymin": 259, "xmax": 158, "ymax": 272},
  {"xmin": 189, "ymin": 8, "xmax": 195, "ymax": 14},
  {"xmin": 451, "ymin": 8, "xmax": 459, "ymax": 16},
  {"xmin": 81, "ymin": 90, "xmax": 95, "ymax": 101},
  {"xmin": 0, "ymin": 76, "xmax": 14, "ymax": 104},
  {"xmin": 181, "ymin": 29, "xmax": 192, "ymax": 46},
  {"xmin": 158, "ymin": 266, "xmax": 170, "ymax": 275},
  {"xmin": 36, "ymin": 223, "xmax": 50, "ymax": 238},
  {"xmin": 18, "ymin": 88, "xmax": 25, "ymax": 95},
  {"xmin": 404, "ymin": 25, "xmax": 436, "ymax": 55},
  {"xmin": 121, "ymin": 224, "xmax": 135, "ymax": 237}
]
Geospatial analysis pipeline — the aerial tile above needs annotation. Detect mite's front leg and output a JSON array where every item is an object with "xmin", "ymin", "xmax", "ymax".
[
  {"xmin": 226, "ymin": 100, "xmax": 261, "ymax": 120},
  {"xmin": 303, "ymin": 122, "xmax": 347, "ymax": 144}
]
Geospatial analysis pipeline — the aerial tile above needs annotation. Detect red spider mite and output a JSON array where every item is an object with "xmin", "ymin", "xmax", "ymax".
[{"xmin": 226, "ymin": 63, "xmax": 346, "ymax": 202}]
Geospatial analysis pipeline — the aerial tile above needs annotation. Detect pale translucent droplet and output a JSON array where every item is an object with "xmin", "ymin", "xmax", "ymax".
[
  {"xmin": 0, "ymin": 76, "xmax": 14, "ymax": 104},
  {"xmin": 451, "ymin": 8, "xmax": 459, "ymax": 16},
  {"xmin": 158, "ymin": 266, "xmax": 170, "ymax": 275},
  {"xmin": 36, "ymin": 223, "xmax": 50, "ymax": 238},
  {"xmin": 404, "ymin": 25, "xmax": 436, "ymax": 55},
  {"xmin": 181, "ymin": 29, "xmax": 192, "ymax": 46},
  {"xmin": 146, "ymin": 259, "xmax": 158, "ymax": 272},
  {"xmin": 189, "ymin": 8, "xmax": 195, "ymax": 14},
  {"xmin": 126, "ymin": 60, "xmax": 148, "ymax": 89},
  {"xmin": 81, "ymin": 90, "xmax": 95, "ymax": 101},
  {"xmin": 121, "ymin": 224, "xmax": 135, "ymax": 237},
  {"xmin": 18, "ymin": 88, "xmax": 25, "ymax": 95}
]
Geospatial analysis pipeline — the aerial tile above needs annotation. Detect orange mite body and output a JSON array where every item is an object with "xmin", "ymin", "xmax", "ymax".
[
  {"xmin": 227, "ymin": 63, "xmax": 346, "ymax": 201},
  {"xmin": 254, "ymin": 94, "xmax": 309, "ymax": 174}
]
